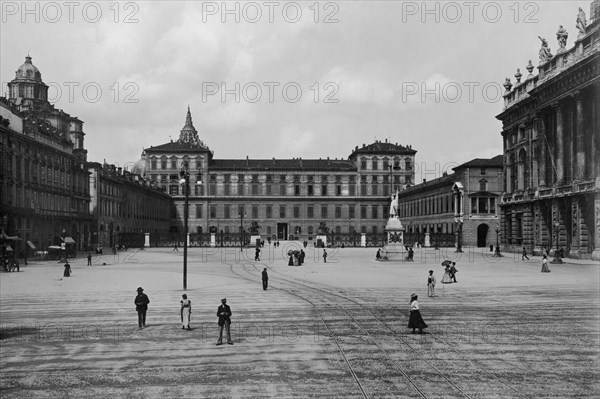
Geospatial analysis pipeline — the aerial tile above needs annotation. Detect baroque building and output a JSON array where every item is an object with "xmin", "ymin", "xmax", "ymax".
[
  {"xmin": 394, "ymin": 156, "xmax": 503, "ymax": 248},
  {"xmin": 0, "ymin": 56, "xmax": 92, "ymax": 255},
  {"xmin": 139, "ymin": 107, "xmax": 416, "ymax": 246},
  {"xmin": 496, "ymin": 2, "xmax": 600, "ymax": 259}
]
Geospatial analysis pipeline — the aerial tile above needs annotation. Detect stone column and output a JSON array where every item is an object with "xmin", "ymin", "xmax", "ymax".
[
  {"xmin": 574, "ymin": 93, "xmax": 585, "ymax": 180},
  {"xmin": 555, "ymin": 104, "xmax": 565, "ymax": 183},
  {"xmin": 537, "ymin": 116, "xmax": 547, "ymax": 187}
]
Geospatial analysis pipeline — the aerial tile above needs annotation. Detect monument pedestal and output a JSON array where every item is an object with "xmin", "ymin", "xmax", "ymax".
[{"xmin": 380, "ymin": 217, "xmax": 406, "ymax": 261}]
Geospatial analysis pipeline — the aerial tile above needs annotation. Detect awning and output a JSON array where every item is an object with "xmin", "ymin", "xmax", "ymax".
[
  {"xmin": 27, "ymin": 241, "xmax": 36, "ymax": 249},
  {"xmin": 63, "ymin": 237, "xmax": 76, "ymax": 244}
]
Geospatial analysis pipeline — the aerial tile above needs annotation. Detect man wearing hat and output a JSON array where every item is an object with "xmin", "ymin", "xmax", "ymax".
[
  {"xmin": 134, "ymin": 287, "xmax": 150, "ymax": 329},
  {"xmin": 427, "ymin": 270, "xmax": 436, "ymax": 297},
  {"xmin": 216, "ymin": 298, "xmax": 233, "ymax": 345}
]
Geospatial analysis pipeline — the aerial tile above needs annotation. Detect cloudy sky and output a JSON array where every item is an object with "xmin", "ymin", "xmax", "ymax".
[{"xmin": 0, "ymin": 1, "xmax": 583, "ymax": 179}]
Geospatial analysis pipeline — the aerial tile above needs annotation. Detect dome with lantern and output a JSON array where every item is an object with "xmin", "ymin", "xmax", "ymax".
[{"xmin": 15, "ymin": 56, "xmax": 43, "ymax": 82}]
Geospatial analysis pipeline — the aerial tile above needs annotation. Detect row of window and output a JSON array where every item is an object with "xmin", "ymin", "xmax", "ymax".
[
  {"xmin": 164, "ymin": 181, "xmax": 411, "ymax": 197},
  {"xmin": 359, "ymin": 157, "xmax": 413, "ymax": 171},
  {"xmin": 192, "ymin": 203, "xmax": 388, "ymax": 220},
  {"xmin": 98, "ymin": 198, "xmax": 170, "ymax": 221},
  {"xmin": 147, "ymin": 157, "xmax": 414, "ymax": 172}
]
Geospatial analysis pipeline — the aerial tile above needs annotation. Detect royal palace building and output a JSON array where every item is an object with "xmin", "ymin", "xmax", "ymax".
[
  {"xmin": 496, "ymin": 2, "xmax": 600, "ymax": 259},
  {"xmin": 139, "ymin": 107, "xmax": 417, "ymax": 246}
]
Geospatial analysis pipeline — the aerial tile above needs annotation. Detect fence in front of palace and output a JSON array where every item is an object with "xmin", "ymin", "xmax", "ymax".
[{"xmin": 119, "ymin": 231, "xmax": 457, "ymax": 248}]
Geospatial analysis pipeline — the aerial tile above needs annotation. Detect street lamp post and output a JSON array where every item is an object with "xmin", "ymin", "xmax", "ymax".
[
  {"xmin": 552, "ymin": 220, "xmax": 562, "ymax": 264},
  {"xmin": 495, "ymin": 224, "xmax": 502, "ymax": 257},
  {"xmin": 239, "ymin": 209, "xmax": 246, "ymax": 252},
  {"xmin": 179, "ymin": 161, "xmax": 202, "ymax": 291}
]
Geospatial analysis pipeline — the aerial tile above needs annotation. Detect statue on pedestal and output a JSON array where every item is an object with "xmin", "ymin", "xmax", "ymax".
[
  {"xmin": 556, "ymin": 25, "xmax": 568, "ymax": 51},
  {"xmin": 538, "ymin": 36, "xmax": 553, "ymax": 63},
  {"xmin": 576, "ymin": 7, "xmax": 587, "ymax": 37},
  {"xmin": 389, "ymin": 190, "xmax": 399, "ymax": 218}
]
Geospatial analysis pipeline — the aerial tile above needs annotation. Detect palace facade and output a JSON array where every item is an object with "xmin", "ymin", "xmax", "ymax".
[
  {"xmin": 87, "ymin": 162, "xmax": 173, "ymax": 249},
  {"xmin": 496, "ymin": 2, "xmax": 600, "ymax": 259},
  {"xmin": 139, "ymin": 108, "xmax": 417, "ymax": 245},
  {"xmin": 0, "ymin": 56, "xmax": 92, "ymax": 255},
  {"xmin": 0, "ymin": 56, "xmax": 175, "ymax": 255},
  {"xmin": 394, "ymin": 156, "xmax": 503, "ymax": 248}
]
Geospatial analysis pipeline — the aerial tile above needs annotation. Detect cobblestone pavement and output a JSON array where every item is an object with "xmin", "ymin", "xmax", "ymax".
[{"xmin": 1, "ymin": 246, "xmax": 598, "ymax": 398}]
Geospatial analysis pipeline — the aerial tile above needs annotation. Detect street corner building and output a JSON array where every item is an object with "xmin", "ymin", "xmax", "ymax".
[{"xmin": 496, "ymin": 1, "xmax": 600, "ymax": 260}]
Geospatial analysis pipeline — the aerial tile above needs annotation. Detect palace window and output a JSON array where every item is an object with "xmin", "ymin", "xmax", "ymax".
[{"xmin": 321, "ymin": 205, "xmax": 328, "ymax": 218}]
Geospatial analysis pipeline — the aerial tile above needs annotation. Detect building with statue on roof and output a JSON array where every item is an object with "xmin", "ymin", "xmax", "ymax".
[
  {"xmin": 496, "ymin": 1, "xmax": 599, "ymax": 260},
  {"xmin": 137, "ymin": 107, "xmax": 417, "ymax": 247}
]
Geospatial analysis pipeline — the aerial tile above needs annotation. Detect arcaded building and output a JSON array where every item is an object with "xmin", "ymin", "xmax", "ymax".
[
  {"xmin": 0, "ymin": 56, "xmax": 93, "ymax": 254},
  {"xmin": 139, "ymin": 108, "xmax": 416, "ymax": 246},
  {"xmin": 496, "ymin": 3, "xmax": 599, "ymax": 259}
]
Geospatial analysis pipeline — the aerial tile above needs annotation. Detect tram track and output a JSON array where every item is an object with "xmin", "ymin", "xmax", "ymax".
[{"xmin": 231, "ymin": 260, "xmax": 533, "ymax": 398}]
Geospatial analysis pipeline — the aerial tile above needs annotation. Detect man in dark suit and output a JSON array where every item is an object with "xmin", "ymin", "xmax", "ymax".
[
  {"xmin": 216, "ymin": 298, "xmax": 233, "ymax": 345},
  {"xmin": 262, "ymin": 268, "xmax": 269, "ymax": 290},
  {"xmin": 134, "ymin": 287, "xmax": 150, "ymax": 329}
]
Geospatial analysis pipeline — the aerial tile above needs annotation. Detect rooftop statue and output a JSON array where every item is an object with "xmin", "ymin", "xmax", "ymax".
[
  {"xmin": 576, "ymin": 7, "xmax": 587, "ymax": 37},
  {"xmin": 538, "ymin": 36, "xmax": 553, "ymax": 63},
  {"xmin": 556, "ymin": 25, "xmax": 568, "ymax": 50}
]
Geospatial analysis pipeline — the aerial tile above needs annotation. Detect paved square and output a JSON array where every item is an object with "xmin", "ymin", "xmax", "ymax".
[{"xmin": 1, "ymin": 245, "xmax": 599, "ymax": 398}]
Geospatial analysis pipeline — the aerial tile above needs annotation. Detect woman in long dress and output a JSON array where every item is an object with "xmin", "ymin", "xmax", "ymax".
[
  {"xmin": 408, "ymin": 294, "xmax": 428, "ymax": 334},
  {"xmin": 180, "ymin": 294, "xmax": 192, "ymax": 330},
  {"xmin": 541, "ymin": 255, "xmax": 551, "ymax": 273},
  {"xmin": 441, "ymin": 265, "xmax": 452, "ymax": 283}
]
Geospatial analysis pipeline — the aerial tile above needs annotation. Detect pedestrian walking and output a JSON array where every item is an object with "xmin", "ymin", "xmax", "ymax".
[
  {"xmin": 180, "ymin": 294, "xmax": 191, "ymax": 330},
  {"xmin": 216, "ymin": 298, "xmax": 233, "ymax": 345},
  {"xmin": 87, "ymin": 253, "xmax": 92, "ymax": 266},
  {"xmin": 541, "ymin": 255, "xmax": 551, "ymax": 273},
  {"xmin": 376, "ymin": 248, "xmax": 381, "ymax": 260},
  {"xmin": 134, "ymin": 287, "xmax": 150, "ymax": 329},
  {"xmin": 262, "ymin": 268, "xmax": 269, "ymax": 290},
  {"xmin": 449, "ymin": 262, "xmax": 458, "ymax": 283},
  {"xmin": 441, "ymin": 264, "xmax": 452, "ymax": 283},
  {"xmin": 255, "ymin": 246, "xmax": 261, "ymax": 261},
  {"xmin": 427, "ymin": 270, "xmax": 436, "ymax": 297},
  {"xmin": 323, "ymin": 249, "xmax": 327, "ymax": 263},
  {"xmin": 408, "ymin": 294, "xmax": 428, "ymax": 334},
  {"xmin": 299, "ymin": 249, "xmax": 305, "ymax": 265},
  {"xmin": 522, "ymin": 247, "xmax": 529, "ymax": 261},
  {"xmin": 173, "ymin": 243, "xmax": 178, "ymax": 251},
  {"xmin": 63, "ymin": 261, "xmax": 71, "ymax": 277}
]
